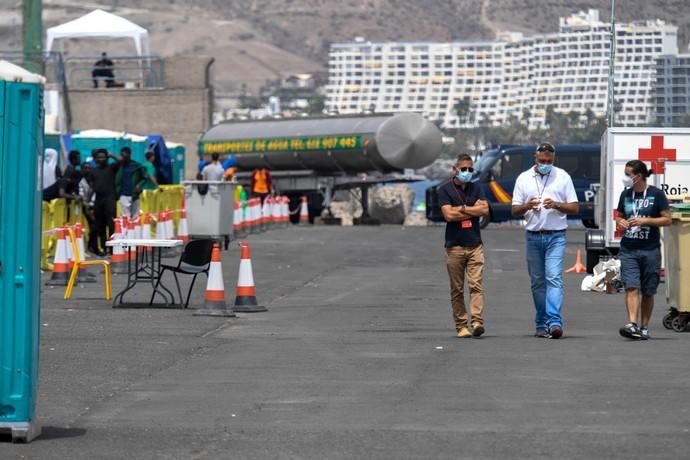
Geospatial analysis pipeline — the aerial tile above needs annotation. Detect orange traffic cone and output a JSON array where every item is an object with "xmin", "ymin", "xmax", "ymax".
[
  {"xmin": 110, "ymin": 217, "xmax": 128, "ymax": 274},
  {"xmin": 75, "ymin": 223, "xmax": 96, "ymax": 282},
  {"xmin": 233, "ymin": 200, "xmax": 244, "ymax": 238},
  {"xmin": 298, "ymin": 196, "xmax": 310, "ymax": 225},
  {"xmin": 261, "ymin": 196, "xmax": 271, "ymax": 231},
  {"xmin": 233, "ymin": 241, "xmax": 267, "ymax": 313},
  {"xmin": 46, "ymin": 228, "xmax": 71, "ymax": 285},
  {"xmin": 126, "ymin": 219, "xmax": 137, "ymax": 261},
  {"xmin": 194, "ymin": 243, "xmax": 236, "ymax": 317},
  {"xmin": 165, "ymin": 210, "xmax": 175, "ymax": 240},
  {"xmin": 142, "ymin": 213, "xmax": 153, "ymax": 252},
  {"xmin": 566, "ymin": 249, "xmax": 587, "ymax": 273},
  {"xmin": 281, "ymin": 196, "xmax": 290, "ymax": 227},
  {"xmin": 178, "ymin": 209, "xmax": 189, "ymax": 242}
]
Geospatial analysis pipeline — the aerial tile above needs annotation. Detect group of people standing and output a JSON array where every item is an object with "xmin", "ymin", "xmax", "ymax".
[
  {"xmin": 42, "ymin": 147, "xmax": 159, "ymax": 256},
  {"xmin": 440, "ymin": 143, "xmax": 671, "ymax": 341}
]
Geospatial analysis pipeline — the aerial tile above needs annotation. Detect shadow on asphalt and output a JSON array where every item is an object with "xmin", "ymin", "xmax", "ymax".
[{"xmin": 36, "ymin": 426, "xmax": 87, "ymax": 441}]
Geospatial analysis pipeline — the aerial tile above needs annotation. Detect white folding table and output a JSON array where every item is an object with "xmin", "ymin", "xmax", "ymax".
[{"xmin": 106, "ymin": 239, "xmax": 184, "ymax": 308}]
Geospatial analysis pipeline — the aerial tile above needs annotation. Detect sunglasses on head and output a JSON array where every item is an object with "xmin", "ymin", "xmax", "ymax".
[
  {"xmin": 536, "ymin": 143, "xmax": 555, "ymax": 153},
  {"xmin": 457, "ymin": 167, "xmax": 474, "ymax": 172}
]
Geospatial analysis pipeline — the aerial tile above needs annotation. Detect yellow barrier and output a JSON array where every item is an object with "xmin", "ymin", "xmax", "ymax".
[{"xmin": 42, "ymin": 185, "xmax": 186, "ymax": 269}]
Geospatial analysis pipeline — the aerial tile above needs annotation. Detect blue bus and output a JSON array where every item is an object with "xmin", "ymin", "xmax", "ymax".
[{"xmin": 426, "ymin": 144, "xmax": 600, "ymax": 228}]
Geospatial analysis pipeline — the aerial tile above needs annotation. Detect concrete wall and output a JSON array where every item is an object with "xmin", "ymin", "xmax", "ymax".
[{"xmin": 67, "ymin": 56, "xmax": 214, "ymax": 180}]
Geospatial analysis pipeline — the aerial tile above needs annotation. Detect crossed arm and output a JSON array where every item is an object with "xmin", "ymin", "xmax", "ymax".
[{"xmin": 441, "ymin": 200, "xmax": 489, "ymax": 222}]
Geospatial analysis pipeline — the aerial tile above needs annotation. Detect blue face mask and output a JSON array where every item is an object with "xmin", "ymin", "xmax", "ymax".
[
  {"xmin": 536, "ymin": 163, "xmax": 553, "ymax": 175},
  {"xmin": 456, "ymin": 171, "xmax": 473, "ymax": 183}
]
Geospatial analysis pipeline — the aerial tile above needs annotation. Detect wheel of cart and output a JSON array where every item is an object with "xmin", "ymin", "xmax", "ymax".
[
  {"xmin": 662, "ymin": 307, "xmax": 679, "ymax": 330},
  {"xmin": 671, "ymin": 312, "xmax": 690, "ymax": 332}
]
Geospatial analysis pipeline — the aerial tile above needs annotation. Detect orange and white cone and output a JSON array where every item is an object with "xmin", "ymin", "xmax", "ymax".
[
  {"xmin": 233, "ymin": 241, "xmax": 267, "ymax": 313},
  {"xmin": 156, "ymin": 211, "xmax": 166, "ymax": 239},
  {"xmin": 46, "ymin": 228, "xmax": 71, "ymax": 286},
  {"xmin": 178, "ymin": 209, "xmax": 189, "ymax": 243},
  {"xmin": 194, "ymin": 243, "xmax": 236, "ymax": 317},
  {"xmin": 165, "ymin": 210, "xmax": 175, "ymax": 240},
  {"xmin": 65, "ymin": 224, "xmax": 75, "ymax": 269},
  {"xmin": 298, "ymin": 196, "xmax": 310, "ymax": 225},
  {"xmin": 281, "ymin": 196, "xmax": 289, "ymax": 227},
  {"xmin": 110, "ymin": 217, "xmax": 128, "ymax": 274},
  {"xmin": 126, "ymin": 219, "xmax": 137, "ymax": 261},
  {"xmin": 245, "ymin": 199, "xmax": 255, "ymax": 234},
  {"xmin": 566, "ymin": 249, "xmax": 587, "ymax": 274},
  {"xmin": 270, "ymin": 196, "xmax": 280, "ymax": 226},
  {"xmin": 142, "ymin": 213, "xmax": 153, "ymax": 252},
  {"xmin": 262, "ymin": 196, "xmax": 272, "ymax": 230},
  {"xmin": 75, "ymin": 223, "xmax": 96, "ymax": 282},
  {"xmin": 241, "ymin": 200, "xmax": 250, "ymax": 235},
  {"xmin": 252, "ymin": 198, "xmax": 261, "ymax": 233},
  {"xmin": 233, "ymin": 200, "xmax": 244, "ymax": 238}
]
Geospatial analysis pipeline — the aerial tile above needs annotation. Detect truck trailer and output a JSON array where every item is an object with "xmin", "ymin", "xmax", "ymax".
[{"xmin": 198, "ymin": 113, "xmax": 444, "ymax": 223}]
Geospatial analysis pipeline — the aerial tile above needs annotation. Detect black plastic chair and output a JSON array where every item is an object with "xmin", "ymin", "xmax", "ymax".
[{"xmin": 151, "ymin": 239, "xmax": 215, "ymax": 308}]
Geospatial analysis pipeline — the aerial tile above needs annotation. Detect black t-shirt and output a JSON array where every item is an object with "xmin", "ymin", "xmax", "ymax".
[
  {"xmin": 437, "ymin": 180, "xmax": 485, "ymax": 248},
  {"xmin": 616, "ymin": 185, "xmax": 669, "ymax": 250},
  {"xmin": 92, "ymin": 164, "xmax": 118, "ymax": 200},
  {"xmin": 61, "ymin": 165, "xmax": 82, "ymax": 196}
]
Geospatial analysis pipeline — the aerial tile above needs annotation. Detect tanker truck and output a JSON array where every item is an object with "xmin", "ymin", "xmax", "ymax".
[{"xmin": 198, "ymin": 113, "xmax": 444, "ymax": 224}]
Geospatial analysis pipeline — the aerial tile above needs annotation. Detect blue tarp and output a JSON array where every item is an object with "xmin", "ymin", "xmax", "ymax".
[{"xmin": 146, "ymin": 135, "xmax": 174, "ymax": 184}]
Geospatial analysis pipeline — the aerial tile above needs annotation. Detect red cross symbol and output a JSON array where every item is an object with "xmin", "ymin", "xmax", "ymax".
[{"xmin": 638, "ymin": 135, "xmax": 676, "ymax": 174}]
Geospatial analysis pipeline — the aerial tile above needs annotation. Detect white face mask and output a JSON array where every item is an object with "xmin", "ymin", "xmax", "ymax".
[{"xmin": 622, "ymin": 174, "xmax": 637, "ymax": 188}]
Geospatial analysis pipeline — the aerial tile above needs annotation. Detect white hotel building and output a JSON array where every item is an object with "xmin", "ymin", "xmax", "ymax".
[{"xmin": 324, "ymin": 10, "xmax": 678, "ymax": 128}]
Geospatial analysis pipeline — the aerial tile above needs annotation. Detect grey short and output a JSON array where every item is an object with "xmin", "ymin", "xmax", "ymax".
[{"xmin": 618, "ymin": 246, "xmax": 662, "ymax": 296}]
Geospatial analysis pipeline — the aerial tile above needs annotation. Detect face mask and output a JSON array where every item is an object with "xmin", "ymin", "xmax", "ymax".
[
  {"xmin": 536, "ymin": 162, "xmax": 552, "ymax": 175},
  {"xmin": 456, "ymin": 171, "xmax": 473, "ymax": 183},
  {"xmin": 622, "ymin": 175, "xmax": 636, "ymax": 188}
]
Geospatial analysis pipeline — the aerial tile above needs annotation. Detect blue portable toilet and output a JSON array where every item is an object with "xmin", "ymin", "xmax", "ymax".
[{"xmin": 0, "ymin": 61, "xmax": 45, "ymax": 442}]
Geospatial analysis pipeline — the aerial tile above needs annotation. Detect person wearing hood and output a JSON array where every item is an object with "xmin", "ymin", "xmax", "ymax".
[
  {"xmin": 511, "ymin": 143, "xmax": 579, "ymax": 339},
  {"xmin": 42, "ymin": 148, "xmax": 63, "ymax": 201},
  {"xmin": 438, "ymin": 154, "xmax": 490, "ymax": 338}
]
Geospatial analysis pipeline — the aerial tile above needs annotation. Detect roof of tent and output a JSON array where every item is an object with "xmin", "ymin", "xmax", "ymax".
[
  {"xmin": 0, "ymin": 60, "xmax": 45, "ymax": 84},
  {"xmin": 45, "ymin": 9, "xmax": 150, "ymax": 55}
]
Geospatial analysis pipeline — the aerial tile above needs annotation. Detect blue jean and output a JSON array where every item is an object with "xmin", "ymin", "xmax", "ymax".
[{"xmin": 526, "ymin": 231, "xmax": 567, "ymax": 329}]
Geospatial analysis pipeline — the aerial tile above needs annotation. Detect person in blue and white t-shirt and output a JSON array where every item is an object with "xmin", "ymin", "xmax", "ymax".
[{"xmin": 616, "ymin": 160, "xmax": 672, "ymax": 341}]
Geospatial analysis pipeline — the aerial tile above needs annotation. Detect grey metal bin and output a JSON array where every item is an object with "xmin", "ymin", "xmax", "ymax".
[{"xmin": 183, "ymin": 181, "xmax": 234, "ymax": 248}]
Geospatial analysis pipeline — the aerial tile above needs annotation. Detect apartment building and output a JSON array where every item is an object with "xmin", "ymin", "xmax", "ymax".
[
  {"xmin": 325, "ymin": 9, "xmax": 678, "ymax": 128},
  {"xmin": 655, "ymin": 55, "xmax": 690, "ymax": 126}
]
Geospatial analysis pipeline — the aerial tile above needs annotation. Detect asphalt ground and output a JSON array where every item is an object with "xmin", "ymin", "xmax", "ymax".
[{"xmin": 2, "ymin": 225, "xmax": 689, "ymax": 459}]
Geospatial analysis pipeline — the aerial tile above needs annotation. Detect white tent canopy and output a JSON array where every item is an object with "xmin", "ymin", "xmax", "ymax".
[{"xmin": 45, "ymin": 9, "xmax": 150, "ymax": 56}]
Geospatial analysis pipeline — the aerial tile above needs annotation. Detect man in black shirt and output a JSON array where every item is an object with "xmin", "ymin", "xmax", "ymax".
[
  {"xmin": 437, "ymin": 154, "xmax": 490, "ymax": 338},
  {"xmin": 92, "ymin": 52, "xmax": 115, "ymax": 88},
  {"xmin": 616, "ymin": 160, "xmax": 671, "ymax": 340},
  {"xmin": 60, "ymin": 150, "xmax": 83, "ymax": 200},
  {"xmin": 91, "ymin": 149, "xmax": 120, "ymax": 254}
]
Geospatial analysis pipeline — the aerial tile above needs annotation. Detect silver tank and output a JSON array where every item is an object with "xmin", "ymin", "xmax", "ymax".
[{"xmin": 199, "ymin": 113, "xmax": 443, "ymax": 174}]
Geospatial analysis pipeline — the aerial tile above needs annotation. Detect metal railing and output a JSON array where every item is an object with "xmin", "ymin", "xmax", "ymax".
[{"xmin": 64, "ymin": 55, "xmax": 165, "ymax": 89}]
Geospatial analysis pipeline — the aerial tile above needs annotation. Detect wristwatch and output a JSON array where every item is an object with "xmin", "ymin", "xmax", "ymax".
[{"xmin": 555, "ymin": 202, "xmax": 562, "ymax": 211}]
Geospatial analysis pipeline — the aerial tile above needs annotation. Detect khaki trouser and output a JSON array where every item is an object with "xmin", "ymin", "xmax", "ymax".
[{"xmin": 446, "ymin": 244, "xmax": 485, "ymax": 331}]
